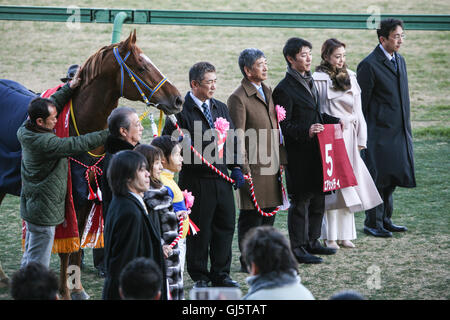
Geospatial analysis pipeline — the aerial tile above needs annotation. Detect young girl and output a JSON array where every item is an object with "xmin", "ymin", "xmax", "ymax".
[
  {"xmin": 135, "ymin": 144, "xmax": 184, "ymax": 300},
  {"xmin": 150, "ymin": 136, "xmax": 190, "ymax": 295}
]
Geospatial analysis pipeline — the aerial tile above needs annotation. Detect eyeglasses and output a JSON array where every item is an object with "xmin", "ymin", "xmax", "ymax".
[{"xmin": 391, "ymin": 33, "xmax": 406, "ymax": 40}]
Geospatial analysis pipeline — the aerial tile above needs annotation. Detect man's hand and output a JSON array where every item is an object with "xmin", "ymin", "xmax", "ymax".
[
  {"xmin": 69, "ymin": 66, "xmax": 82, "ymax": 89},
  {"xmin": 309, "ymin": 123, "xmax": 324, "ymax": 138}
]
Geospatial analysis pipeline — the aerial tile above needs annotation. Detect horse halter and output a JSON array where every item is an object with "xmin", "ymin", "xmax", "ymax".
[{"xmin": 113, "ymin": 46, "xmax": 168, "ymax": 106}]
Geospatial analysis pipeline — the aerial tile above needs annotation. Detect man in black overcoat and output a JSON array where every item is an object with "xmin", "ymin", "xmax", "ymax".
[
  {"xmin": 162, "ymin": 62, "xmax": 244, "ymax": 288},
  {"xmin": 357, "ymin": 18, "xmax": 416, "ymax": 237},
  {"xmin": 273, "ymin": 38, "xmax": 342, "ymax": 264}
]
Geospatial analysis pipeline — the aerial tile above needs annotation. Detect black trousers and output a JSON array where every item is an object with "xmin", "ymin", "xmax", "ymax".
[
  {"xmin": 288, "ymin": 192, "xmax": 324, "ymax": 250},
  {"xmin": 237, "ymin": 207, "xmax": 276, "ymax": 270},
  {"xmin": 180, "ymin": 176, "xmax": 236, "ymax": 283},
  {"xmin": 365, "ymin": 185, "xmax": 396, "ymax": 229}
]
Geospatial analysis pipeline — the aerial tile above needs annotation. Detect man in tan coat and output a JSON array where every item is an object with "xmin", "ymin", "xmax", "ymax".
[{"xmin": 228, "ymin": 48, "xmax": 286, "ymax": 272}]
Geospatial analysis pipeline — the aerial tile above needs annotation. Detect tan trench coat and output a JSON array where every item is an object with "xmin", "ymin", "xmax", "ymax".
[{"xmin": 227, "ymin": 78, "xmax": 287, "ymax": 210}]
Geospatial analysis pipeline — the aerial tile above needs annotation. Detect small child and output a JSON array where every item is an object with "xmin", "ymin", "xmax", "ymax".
[
  {"xmin": 135, "ymin": 144, "xmax": 182, "ymax": 300},
  {"xmin": 151, "ymin": 136, "xmax": 190, "ymax": 298}
]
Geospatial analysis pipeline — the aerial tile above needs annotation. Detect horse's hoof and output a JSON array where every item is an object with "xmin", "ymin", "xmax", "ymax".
[{"xmin": 71, "ymin": 290, "xmax": 90, "ymax": 300}]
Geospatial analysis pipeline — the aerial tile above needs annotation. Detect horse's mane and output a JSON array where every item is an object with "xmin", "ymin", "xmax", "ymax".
[{"xmin": 79, "ymin": 40, "xmax": 143, "ymax": 88}]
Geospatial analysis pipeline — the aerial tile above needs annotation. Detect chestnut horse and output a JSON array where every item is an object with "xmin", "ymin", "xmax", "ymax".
[{"xmin": 0, "ymin": 30, "xmax": 183, "ymax": 299}]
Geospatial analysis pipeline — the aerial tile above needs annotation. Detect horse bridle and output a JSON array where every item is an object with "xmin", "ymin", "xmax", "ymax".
[{"xmin": 113, "ymin": 46, "xmax": 168, "ymax": 106}]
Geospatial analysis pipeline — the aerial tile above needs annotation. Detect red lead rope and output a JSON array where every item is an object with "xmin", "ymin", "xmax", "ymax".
[{"xmin": 167, "ymin": 115, "xmax": 283, "ymax": 217}]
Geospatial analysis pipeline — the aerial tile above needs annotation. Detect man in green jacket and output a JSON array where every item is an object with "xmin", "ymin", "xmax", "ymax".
[{"xmin": 17, "ymin": 73, "xmax": 109, "ymax": 268}]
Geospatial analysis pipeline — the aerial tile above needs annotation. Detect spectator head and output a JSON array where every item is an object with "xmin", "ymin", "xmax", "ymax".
[
  {"xmin": 119, "ymin": 257, "xmax": 162, "ymax": 300},
  {"xmin": 242, "ymin": 226, "xmax": 298, "ymax": 275},
  {"xmin": 27, "ymin": 97, "xmax": 58, "ymax": 130},
  {"xmin": 320, "ymin": 38, "xmax": 347, "ymax": 68},
  {"xmin": 107, "ymin": 150, "xmax": 149, "ymax": 196},
  {"xmin": 150, "ymin": 135, "xmax": 183, "ymax": 173},
  {"xmin": 134, "ymin": 144, "xmax": 164, "ymax": 188},
  {"xmin": 377, "ymin": 18, "xmax": 404, "ymax": 43},
  {"xmin": 282, "ymin": 37, "xmax": 312, "ymax": 68},
  {"xmin": 107, "ymin": 106, "xmax": 143, "ymax": 146},
  {"xmin": 377, "ymin": 18, "xmax": 405, "ymax": 54},
  {"xmin": 189, "ymin": 62, "xmax": 217, "ymax": 101},
  {"xmin": 60, "ymin": 64, "xmax": 80, "ymax": 83},
  {"xmin": 238, "ymin": 48, "xmax": 267, "ymax": 81},
  {"xmin": 329, "ymin": 290, "xmax": 366, "ymax": 300},
  {"xmin": 10, "ymin": 262, "xmax": 59, "ymax": 300}
]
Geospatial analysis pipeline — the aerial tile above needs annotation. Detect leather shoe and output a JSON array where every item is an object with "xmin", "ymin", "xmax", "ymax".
[
  {"xmin": 307, "ymin": 240, "xmax": 337, "ymax": 255},
  {"xmin": 293, "ymin": 247, "xmax": 322, "ymax": 264},
  {"xmin": 384, "ymin": 223, "xmax": 408, "ymax": 232},
  {"xmin": 363, "ymin": 226, "xmax": 392, "ymax": 238},
  {"xmin": 212, "ymin": 277, "xmax": 240, "ymax": 288},
  {"xmin": 193, "ymin": 280, "xmax": 210, "ymax": 288}
]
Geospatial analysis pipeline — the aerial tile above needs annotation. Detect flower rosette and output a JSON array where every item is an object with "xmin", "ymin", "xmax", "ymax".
[
  {"xmin": 214, "ymin": 117, "xmax": 230, "ymax": 159},
  {"xmin": 275, "ymin": 105, "xmax": 286, "ymax": 145},
  {"xmin": 182, "ymin": 189, "xmax": 199, "ymax": 237}
]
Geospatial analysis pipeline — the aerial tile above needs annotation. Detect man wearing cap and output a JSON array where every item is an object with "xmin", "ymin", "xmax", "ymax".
[{"xmin": 60, "ymin": 64, "xmax": 80, "ymax": 83}]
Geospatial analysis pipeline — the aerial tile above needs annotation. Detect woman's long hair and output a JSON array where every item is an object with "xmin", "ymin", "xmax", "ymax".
[{"xmin": 315, "ymin": 38, "xmax": 351, "ymax": 92}]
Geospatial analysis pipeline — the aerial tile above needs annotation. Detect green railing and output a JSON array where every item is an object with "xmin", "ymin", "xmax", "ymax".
[{"xmin": 1, "ymin": 5, "xmax": 449, "ymax": 31}]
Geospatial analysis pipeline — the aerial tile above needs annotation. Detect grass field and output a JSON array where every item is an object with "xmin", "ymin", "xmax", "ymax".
[{"xmin": 0, "ymin": 0, "xmax": 449, "ymax": 300}]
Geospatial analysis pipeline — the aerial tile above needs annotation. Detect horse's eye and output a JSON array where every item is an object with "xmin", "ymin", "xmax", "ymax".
[{"xmin": 138, "ymin": 67, "xmax": 145, "ymax": 73}]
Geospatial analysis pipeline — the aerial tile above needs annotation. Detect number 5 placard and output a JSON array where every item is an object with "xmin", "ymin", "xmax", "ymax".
[{"xmin": 317, "ymin": 124, "xmax": 357, "ymax": 192}]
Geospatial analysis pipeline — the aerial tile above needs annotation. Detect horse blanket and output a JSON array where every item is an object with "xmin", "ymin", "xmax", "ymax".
[{"xmin": 0, "ymin": 80, "xmax": 37, "ymax": 195}]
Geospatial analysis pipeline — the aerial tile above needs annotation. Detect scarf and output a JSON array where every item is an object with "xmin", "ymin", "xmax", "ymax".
[
  {"xmin": 315, "ymin": 61, "xmax": 351, "ymax": 92},
  {"xmin": 287, "ymin": 66, "xmax": 319, "ymax": 104},
  {"xmin": 243, "ymin": 269, "xmax": 300, "ymax": 299}
]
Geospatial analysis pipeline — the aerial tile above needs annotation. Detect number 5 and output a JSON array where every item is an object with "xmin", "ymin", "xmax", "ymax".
[{"xmin": 325, "ymin": 144, "xmax": 333, "ymax": 177}]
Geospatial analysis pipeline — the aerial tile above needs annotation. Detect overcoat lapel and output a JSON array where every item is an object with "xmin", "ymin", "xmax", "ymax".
[
  {"xmin": 375, "ymin": 45, "xmax": 398, "ymax": 77},
  {"xmin": 242, "ymin": 78, "xmax": 275, "ymax": 129}
]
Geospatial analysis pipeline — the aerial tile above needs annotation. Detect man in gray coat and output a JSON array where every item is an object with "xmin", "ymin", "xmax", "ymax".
[
  {"xmin": 18, "ymin": 74, "xmax": 109, "ymax": 268},
  {"xmin": 357, "ymin": 18, "xmax": 416, "ymax": 237}
]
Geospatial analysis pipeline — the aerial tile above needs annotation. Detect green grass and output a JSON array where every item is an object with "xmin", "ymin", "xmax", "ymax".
[{"xmin": 1, "ymin": 137, "xmax": 448, "ymax": 300}]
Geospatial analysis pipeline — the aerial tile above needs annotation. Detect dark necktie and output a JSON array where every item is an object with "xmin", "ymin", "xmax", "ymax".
[
  {"xmin": 391, "ymin": 57, "xmax": 398, "ymax": 72},
  {"xmin": 202, "ymin": 102, "xmax": 214, "ymax": 128}
]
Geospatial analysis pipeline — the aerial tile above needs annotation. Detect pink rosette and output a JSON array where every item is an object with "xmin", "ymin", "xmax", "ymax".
[
  {"xmin": 214, "ymin": 117, "xmax": 230, "ymax": 135},
  {"xmin": 275, "ymin": 105, "xmax": 286, "ymax": 122},
  {"xmin": 182, "ymin": 190, "xmax": 195, "ymax": 210}
]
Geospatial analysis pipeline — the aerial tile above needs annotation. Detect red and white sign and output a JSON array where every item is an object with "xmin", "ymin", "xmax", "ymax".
[{"xmin": 317, "ymin": 124, "xmax": 357, "ymax": 192}]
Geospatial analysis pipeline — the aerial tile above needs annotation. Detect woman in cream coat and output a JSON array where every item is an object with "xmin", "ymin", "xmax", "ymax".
[{"xmin": 313, "ymin": 38, "xmax": 382, "ymax": 249}]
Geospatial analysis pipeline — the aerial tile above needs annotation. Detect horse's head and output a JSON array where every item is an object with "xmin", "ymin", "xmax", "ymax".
[
  {"xmin": 115, "ymin": 30, "xmax": 183, "ymax": 114},
  {"xmin": 79, "ymin": 30, "xmax": 182, "ymax": 115}
]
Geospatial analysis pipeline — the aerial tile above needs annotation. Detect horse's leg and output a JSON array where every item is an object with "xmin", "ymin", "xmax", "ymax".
[
  {"xmin": 58, "ymin": 252, "xmax": 71, "ymax": 300},
  {"xmin": 0, "ymin": 193, "xmax": 10, "ymax": 288},
  {"xmin": 69, "ymin": 203, "xmax": 90, "ymax": 300}
]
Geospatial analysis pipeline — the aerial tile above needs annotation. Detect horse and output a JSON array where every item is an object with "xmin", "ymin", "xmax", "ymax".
[{"xmin": 0, "ymin": 30, "xmax": 183, "ymax": 299}]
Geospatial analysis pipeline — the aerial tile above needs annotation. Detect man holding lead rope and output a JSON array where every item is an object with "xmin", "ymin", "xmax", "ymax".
[{"xmin": 163, "ymin": 61, "xmax": 244, "ymax": 289}]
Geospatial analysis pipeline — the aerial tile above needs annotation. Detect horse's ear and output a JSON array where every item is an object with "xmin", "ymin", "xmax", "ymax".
[{"xmin": 120, "ymin": 31, "xmax": 135, "ymax": 52}]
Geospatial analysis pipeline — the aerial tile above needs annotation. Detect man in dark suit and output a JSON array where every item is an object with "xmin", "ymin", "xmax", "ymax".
[
  {"xmin": 357, "ymin": 18, "xmax": 416, "ymax": 238},
  {"xmin": 273, "ymin": 38, "xmax": 342, "ymax": 264},
  {"xmin": 162, "ymin": 62, "xmax": 244, "ymax": 288}
]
